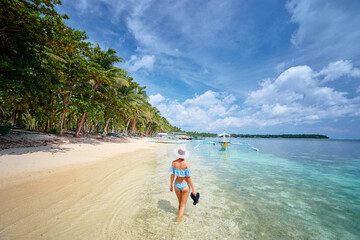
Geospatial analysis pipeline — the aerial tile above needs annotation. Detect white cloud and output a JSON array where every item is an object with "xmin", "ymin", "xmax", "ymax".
[
  {"xmin": 152, "ymin": 61, "xmax": 360, "ymax": 131},
  {"xmin": 183, "ymin": 91, "xmax": 234, "ymax": 107},
  {"xmin": 244, "ymin": 64, "xmax": 360, "ymax": 126},
  {"xmin": 320, "ymin": 126, "xmax": 349, "ymax": 133},
  {"xmin": 315, "ymin": 60, "xmax": 360, "ymax": 83},
  {"xmin": 75, "ymin": 0, "xmax": 89, "ymax": 12},
  {"xmin": 151, "ymin": 90, "xmax": 239, "ymax": 131},
  {"xmin": 245, "ymin": 66, "xmax": 313, "ymax": 106},
  {"xmin": 149, "ymin": 93, "xmax": 164, "ymax": 105},
  {"xmin": 124, "ymin": 55, "xmax": 155, "ymax": 72},
  {"xmin": 286, "ymin": 0, "xmax": 360, "ymax": 48},
  {"xmin": 71, "ymin": 0, "xmax": 131, "ymax": 20},
  {"xmin": 125, "ymin": 0, "xmax": 180, "ymax": 57},
  {"xmin": 275, "ymin": 62, "xmax": 286, "ymax": 73}
]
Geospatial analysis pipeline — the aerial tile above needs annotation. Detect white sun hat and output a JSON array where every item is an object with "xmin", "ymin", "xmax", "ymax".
[{"xmin": 174, "ymin": 146, "xmax": 190, "ymax": 159}]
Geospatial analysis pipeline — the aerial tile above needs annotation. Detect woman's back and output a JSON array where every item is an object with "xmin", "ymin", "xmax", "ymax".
[
  {"xmin": 171, "ymin": 160, "xmax": 190, "ymax": 182},
  {"xmin": 172, "ymin": 160, "xmax": 189, "ymax": 170}
]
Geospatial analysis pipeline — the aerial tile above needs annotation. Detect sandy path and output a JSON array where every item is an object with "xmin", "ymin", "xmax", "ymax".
[{"xmin": 0, "ymin": 142, "xmax": 166, "ymax": 239}]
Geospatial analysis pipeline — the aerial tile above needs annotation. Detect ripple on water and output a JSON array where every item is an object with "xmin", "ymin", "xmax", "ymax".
[{"xmin": 130, "ymin": 140, "xmax": 360, "ymax": 239}]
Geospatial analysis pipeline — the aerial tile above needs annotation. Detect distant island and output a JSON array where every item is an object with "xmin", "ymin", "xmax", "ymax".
[
  {"xmin": 186, "ymin": 132, "xmax": 329, "ymax": 139},
  {"xmin": 231, "ymin": 134, "xmax": 329, "ymax": 139}
]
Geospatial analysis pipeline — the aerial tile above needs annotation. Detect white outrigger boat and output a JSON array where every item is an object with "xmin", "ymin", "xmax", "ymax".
[
  {"xmin": 147, "ymin": 132, "xmax": 191, "ymax": 144},
  {"xmin": 194, "ymin": 130, "xmax": 259, "ymax": 151}
]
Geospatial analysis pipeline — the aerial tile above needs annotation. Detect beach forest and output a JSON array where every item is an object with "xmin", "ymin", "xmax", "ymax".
[{"xmin": 0, "ymin": 0, "xmax": 180, "ymax": 137}]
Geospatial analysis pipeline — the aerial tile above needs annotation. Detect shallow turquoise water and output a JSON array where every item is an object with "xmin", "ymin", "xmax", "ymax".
[{"xmin": 136, "ymin": 139, "xmax": 360, "ymax": 239}]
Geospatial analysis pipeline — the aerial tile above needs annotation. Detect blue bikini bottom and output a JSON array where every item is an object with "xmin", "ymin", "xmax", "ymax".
[{"xmin": 174, "ymin": 182, "xmax": 189, "ymax": 191}]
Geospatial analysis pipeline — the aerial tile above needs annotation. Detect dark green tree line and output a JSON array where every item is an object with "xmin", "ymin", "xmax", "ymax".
[{"xmin": 0, "ymin": 0, "xmax": 179, "ymax": 136}]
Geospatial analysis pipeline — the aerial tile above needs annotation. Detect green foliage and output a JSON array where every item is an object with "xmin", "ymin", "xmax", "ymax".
[
  {"xmin": 48, "ymin": 128, "xmax": 58, "ymax": 134},
  {"xmin": 0, "ymin": 0, "xmax": 179, "ymax": 136}
]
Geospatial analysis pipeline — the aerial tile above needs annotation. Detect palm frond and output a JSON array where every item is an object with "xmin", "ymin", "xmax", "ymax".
[{"xmin": 46, "ymin": 52, "xmax": 67, "ymax": 64}]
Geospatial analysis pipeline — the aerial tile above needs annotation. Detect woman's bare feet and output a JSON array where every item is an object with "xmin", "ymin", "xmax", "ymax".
[{"xmin": 174, "ymin": 216, "xmax": 182, "ymax": 225}]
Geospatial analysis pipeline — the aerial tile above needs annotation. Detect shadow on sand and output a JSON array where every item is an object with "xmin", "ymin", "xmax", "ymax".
[
  {"xmin": 157, "ymin": 200, "xmax": 177, "ymax": 215},
  {"xmin": 0, "ymin": 132, "xmax": 132, "ymax": 156},
  {"xmin": 0, "ymin": 145, "xmax": 72, "ymax": 156}
]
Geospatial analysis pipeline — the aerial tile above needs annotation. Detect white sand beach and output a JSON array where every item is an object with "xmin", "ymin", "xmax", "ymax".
[{"xmin": 0, "ymin": 135, "xmax": 167, "ymax": 239}]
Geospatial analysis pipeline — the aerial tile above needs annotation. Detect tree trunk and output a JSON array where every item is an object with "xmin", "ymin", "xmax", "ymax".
[
  {"xmin": 102, "ymin": 118, "xmax": 111, "ymax": 136},
  {"xmin": 15, "ymin": 110, "xmax": 24, "ymax": 128},
  {"xmin": 59, "ymin": 94, "xmax": 69, "ymax": 136},
  {"xmin": 44, "ymin": 119, "xmax": 50, "ymax": 132},
  {"xmin": 145, "ymin": 122, "xmax": 152, "ymax": 136},
  {"xmin": 124, "ymin": 119, "xmax": 131, "ymax": 136},
  {"xmin": 96, "ymin": 121, "xmax": 101, "ymax": 134},
  {"xmin": 74, "ymin": 112, "xmax": 86, "ymax": 137},
  {"xmin": 67, "ymin": 113, "xmax": 71, "ymax": 131},
  {"xmin": 89, "ymin": 119, "xmax": 93, "ymax": 134},
  {"xmin": 131, "ymin": 118, "xmax": 137, "ymax": 135},
  {"xmin": 60, "ymin": 110, "xmax": 67, "ymax": 136},
  {"xmin": 85, "ymin": 118, "xmax": 90, "ymax": 136},
  {"xmin": 11, "ymin": 112, "xmax": 16, "ymax": 126}
]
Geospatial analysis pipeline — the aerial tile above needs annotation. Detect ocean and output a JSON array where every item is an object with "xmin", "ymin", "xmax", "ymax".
[{"xmin": 134, "ymin": 138, "xmax": 360, "ymax": 239}]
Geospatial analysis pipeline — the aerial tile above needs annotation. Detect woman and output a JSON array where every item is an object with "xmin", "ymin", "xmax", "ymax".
[{"xmin": 169, "ymin": 146, "xmax": 196, "ymax": 224}]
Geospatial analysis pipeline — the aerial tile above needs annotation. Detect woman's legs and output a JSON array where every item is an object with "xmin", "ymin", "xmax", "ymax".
[
  {"xmin": 175, "ymin": 185, "xmax": 190, "ymax": 224},
  {"xmin": 174, "ymin": 186, "xmax": 182, "ymax": 210}
]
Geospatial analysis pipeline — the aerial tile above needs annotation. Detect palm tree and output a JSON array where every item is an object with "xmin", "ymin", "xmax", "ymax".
[{"xmin": 74, "ymin": 45, "xmax": 128, "ymax": 137}]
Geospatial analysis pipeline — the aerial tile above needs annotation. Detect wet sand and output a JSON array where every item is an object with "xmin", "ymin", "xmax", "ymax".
[{"xmin": 0, "ymin": 140, "xmax": 165, "ymax": 239}]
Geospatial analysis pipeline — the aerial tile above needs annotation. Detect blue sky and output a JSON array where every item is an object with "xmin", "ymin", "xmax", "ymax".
[{"xmin": 57, "ymin": 0, "xmax": 360, "ymax": 139}]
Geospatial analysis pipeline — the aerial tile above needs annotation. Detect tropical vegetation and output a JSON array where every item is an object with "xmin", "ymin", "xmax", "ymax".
[{"xmin": 0, "ymin": 0, "xmax": 180, "ymax": 137}]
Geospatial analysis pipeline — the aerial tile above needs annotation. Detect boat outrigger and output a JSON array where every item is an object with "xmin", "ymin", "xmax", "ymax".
[{"xmin": 194, "ymin": 130, "xmax": 259, "ymax": 151}]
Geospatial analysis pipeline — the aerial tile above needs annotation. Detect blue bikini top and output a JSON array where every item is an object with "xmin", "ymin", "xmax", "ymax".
[{"xmin": 169, "ymin": 166, "xmax": 192, "ymax": 177}]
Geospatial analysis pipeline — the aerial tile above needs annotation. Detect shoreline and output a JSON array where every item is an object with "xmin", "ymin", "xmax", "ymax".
[{"xmin": 0, "ymin": 136, "xmax": 170, "ymax": 239}]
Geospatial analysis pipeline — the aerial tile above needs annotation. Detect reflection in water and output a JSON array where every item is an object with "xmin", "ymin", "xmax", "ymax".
[{"xmin": 219, "ymin": 150, "xmax": 229, "ymax": 162}]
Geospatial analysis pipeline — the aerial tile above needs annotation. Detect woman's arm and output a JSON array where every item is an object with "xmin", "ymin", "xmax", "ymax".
[
  {"xmin": 170, "ymin": 174, "xmax": 175, "ymax": 192},
  {"xmin": 186, "ymin": 176, "xmax": 196, "ymax": 195}
]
